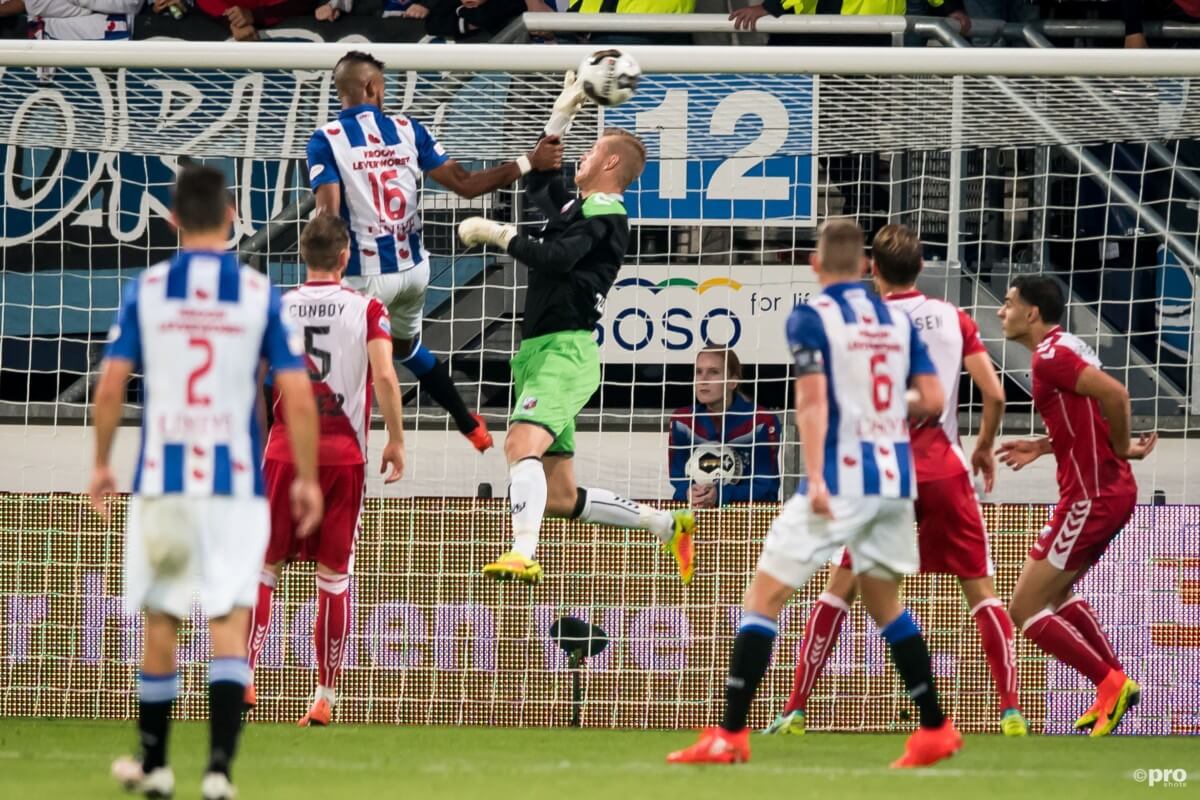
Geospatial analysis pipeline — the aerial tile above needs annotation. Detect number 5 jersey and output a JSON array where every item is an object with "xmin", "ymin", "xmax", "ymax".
[{"xmin": 264, "ymin": 281, "xmax": 392, "ymax": 466}]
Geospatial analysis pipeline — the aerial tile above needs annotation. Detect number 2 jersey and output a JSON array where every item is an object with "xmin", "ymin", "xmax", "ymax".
[
  {"xmin": 787, "ymin": 281, "xmax": 935, "ymax": 498},
  {"xmin": 264, "ymin": 282, "xmax": 392, "ymax": 466},
  {"xmin": 884, "ymin": 290, "xmax": 987, "ymax": 483},
  {"xmin": 306, "ymin": 103, "xmax": 449, "ymax": 278},
  {"xmin": 103, "ymin": 250, "xmax": 305, "ymax": 498}
]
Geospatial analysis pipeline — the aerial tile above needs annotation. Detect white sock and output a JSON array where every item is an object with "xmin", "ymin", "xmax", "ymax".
[
  {"xmin": 316, "ymin": 685, "xmax": 336, "ymax": 705},
  {"xmin": 509, "ymin": 458, "xmax": 547, "ymax": 559},
  {"xmin": 579, "ymin": 488, "xmax": 674, "ymax": 544}
]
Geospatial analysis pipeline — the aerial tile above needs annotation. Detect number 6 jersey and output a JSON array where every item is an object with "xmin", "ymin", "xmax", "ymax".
[
  {"xmin": 264, "ymin": 281, "xmax": 392, "ymax": 466},
  {"xmin": 786, "ymin": 281, "xmax": 936, "ymax": 499},
  {"xmin": 306, "ymin": 104, "xmax": 449, "ymax": 278}
]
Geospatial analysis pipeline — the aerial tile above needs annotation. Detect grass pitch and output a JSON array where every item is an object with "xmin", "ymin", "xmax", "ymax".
[{"xmin": 2, "ymin": 719, "xmax": 1195, "ymax": 800}]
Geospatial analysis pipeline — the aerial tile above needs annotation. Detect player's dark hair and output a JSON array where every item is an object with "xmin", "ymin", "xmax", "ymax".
[
  {"xmin": 335, "ymin": 50, "xmax": 385, "ymax": 74},
  {"xmin": 872, "ymin": 224, "xmax": 922, "ymax": 287},
  {"xmin": 698, "ymin": 345, "xmax": 742, "ymax": 381},
  {"xmin": 300, "ymin": 213, "xmax": 350, "ymax": 271},
  {"xmin": 173, "ymin": 165, "xmax": 230, "ymax": 233},
  {"xmin": 817, "ymin": 218, "xmax": 865, "ymax": 276},
  {"xmin": 1011, "ymin": 274, "xmax": 1065, "ymax": 324}
]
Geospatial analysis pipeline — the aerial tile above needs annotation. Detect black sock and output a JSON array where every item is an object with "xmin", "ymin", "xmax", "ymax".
[
  {"xmin": 137, "ymin": 672, "xmax": 177, "ymax": 772},
  {"xmin": 882, "ymin": 611, "xmax": 945, "ymax": 729},
  {"xmin": 208, "ymin": 658, "xmax": 250, "ymax": 778},
  {"xmin": 722, "ymin": 612, "xmax": 778, "ymax": 732},
  {"xmin": 417, "ymin": 361, "xmax": 477, "ymax": 434}
]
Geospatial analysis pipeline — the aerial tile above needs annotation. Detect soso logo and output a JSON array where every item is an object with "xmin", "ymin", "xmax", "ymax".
[{"xmin": 596, "ymin": 277, "xmax": 744, "ymax": 352}]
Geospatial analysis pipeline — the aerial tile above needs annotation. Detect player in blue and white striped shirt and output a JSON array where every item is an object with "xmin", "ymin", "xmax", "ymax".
[
  {"xmin": 309, "ymin": 50, "xmax": 562, "ymax": 453},
  {"xmin": 668, "ymin": 219, "xmax": 961, "ymax": 770},
  {"xmin": 91, "ymin": 166, "xmax": 323, "ymax": 800}
]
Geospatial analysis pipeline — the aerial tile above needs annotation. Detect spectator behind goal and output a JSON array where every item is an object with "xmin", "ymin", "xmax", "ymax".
[
  {"xmin": 669, "ymin": 346, "xmax": 781, "ymax": 508},
  {"xmin": 0, "ymin": 0, "xmax": 142, "ymax": 41},
  {"xmin": 729, "ymin": 0, "xmax": 971, "ymax": 45}
]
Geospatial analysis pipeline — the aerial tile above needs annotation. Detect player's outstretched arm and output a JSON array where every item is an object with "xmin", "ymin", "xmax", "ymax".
[
  {"xmin": 88, "ymin": 357, "xmax": 133, "ymax": 516},
  {"xmin": 963, "ymin": 351, "xmax": 1005, "ymax": 492},
  {"xmin": 274, "ymin": 369, "xmax": 324, "ymax": 537},
  {"xmin": 794, "ymin": 374, "xmax": 831, "ymax": 518},
  {"xmin": 367, "ymin": 338, "xmax": 406, "ymax": 484},
  {"xmin": 1074, "ymin": 365, "xmax": 1158, "ymax": 460},
  {"xmin": 996, "ymin": 437, "xmax": 1051, "ymax": 471},
  {"xmin": 428, "ymin": 137, "xmax": 562, "ymax": 200}
]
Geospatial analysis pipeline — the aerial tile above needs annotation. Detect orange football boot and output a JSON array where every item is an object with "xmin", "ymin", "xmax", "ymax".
[
  {"xmin": 891, "ymin": 719, "xmax": 963, "ymax": 768},
  {"xmin": 465, "ymin": 414, "xmax": 493, "ymax": 453},
  {"xmin": 667, "ymin": 727, "xmax": 750, "ymax": 765},
  {"xmin": 298, "ymin": 696, "xmax": 332, "ymax": 727}
]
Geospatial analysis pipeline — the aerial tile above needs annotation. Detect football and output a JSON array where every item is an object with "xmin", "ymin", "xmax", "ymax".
[
  {"xmin": 685, "ymin": 444, "xmax": 743, "ymax": 487},
  {"xmin": 577, "ymin": 49, "xmax": 641, "ymax": 107}
]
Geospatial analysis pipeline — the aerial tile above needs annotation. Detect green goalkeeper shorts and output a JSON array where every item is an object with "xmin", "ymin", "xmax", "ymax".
[{"xmin": 509, "ymin": 330, "xmax": 600, "ymax": 456}]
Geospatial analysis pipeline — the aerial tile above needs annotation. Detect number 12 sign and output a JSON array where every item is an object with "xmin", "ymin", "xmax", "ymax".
[{"xmin": 601, "ymin": 74, "xmax": 817, "ymax": 226}]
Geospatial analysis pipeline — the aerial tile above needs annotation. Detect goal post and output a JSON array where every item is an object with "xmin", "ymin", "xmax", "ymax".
[{"xmin": 1, "ymin": 43, "xmax": 1198, "ymax": 733}]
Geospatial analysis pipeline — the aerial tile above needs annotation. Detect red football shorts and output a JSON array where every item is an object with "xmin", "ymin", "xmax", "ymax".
[
  {"xmin": 1030, "ymin": 491, "xmax": 1136, "ymax": 572},
  {"xmin": 264, "ymin": 458, "xmax": 365, "ymax": 574},
  {"xmin": 835, "ymin": 472, "xmax": 991, "ymax": 579}
]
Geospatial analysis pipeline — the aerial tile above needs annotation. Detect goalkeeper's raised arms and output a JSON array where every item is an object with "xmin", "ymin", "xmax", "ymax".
[
  {"xmin": 545, "ymin": 70, "xmax": 587, "ymax": 138},
  {"xmin": 458, "ymin": 217, "xmax": 517, "ymax": 250}
]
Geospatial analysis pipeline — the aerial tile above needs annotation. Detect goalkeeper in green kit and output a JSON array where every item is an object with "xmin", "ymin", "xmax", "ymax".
[{"xmin": 458, "ymin": 73, "xmax": 695, "ymax": 586}]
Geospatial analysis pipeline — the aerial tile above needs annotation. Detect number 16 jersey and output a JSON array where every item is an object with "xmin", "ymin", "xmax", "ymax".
[
  {"xmin": 306, "ymin": 103, "xmax": 450, "ymax": 278},
  {"xmin": 264, "ymin": 282, "xmax": 392, "ymax": 466}
]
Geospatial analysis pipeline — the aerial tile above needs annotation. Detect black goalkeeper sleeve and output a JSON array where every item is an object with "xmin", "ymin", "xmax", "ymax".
[{"xmin": 506, "ymin": 219, "xmax": 605, "ymax": 275}]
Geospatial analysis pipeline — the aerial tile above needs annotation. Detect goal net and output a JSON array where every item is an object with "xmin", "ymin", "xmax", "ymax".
[{"xmin": 1, "ymin": 42, "xmax": 1197, "ymax": 735}]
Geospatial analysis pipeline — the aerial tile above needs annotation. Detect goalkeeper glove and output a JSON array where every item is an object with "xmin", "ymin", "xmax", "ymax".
[
  {"xmin": 544, "ymin": 70, "xmax": 587, "ymax": 137},
  {"xmin": 458, "ymin": 217, "xmax": 517, "ymax": 250}
]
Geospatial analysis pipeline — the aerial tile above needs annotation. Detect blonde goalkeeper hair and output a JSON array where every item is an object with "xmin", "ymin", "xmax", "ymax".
[{"xmin": 601, "ymin": 128, "xmax": 647, "ymax": 190}]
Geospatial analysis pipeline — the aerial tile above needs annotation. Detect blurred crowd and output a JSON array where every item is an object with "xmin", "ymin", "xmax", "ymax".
[{"xmin": 0, "ymin": 0, "xmax": 1194, "ymax": 47}]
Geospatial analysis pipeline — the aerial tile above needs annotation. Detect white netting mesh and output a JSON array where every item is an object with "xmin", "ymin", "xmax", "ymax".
[{"xmin": 1, "ymin": 47, "xmax": 1197, "ymax": 733}]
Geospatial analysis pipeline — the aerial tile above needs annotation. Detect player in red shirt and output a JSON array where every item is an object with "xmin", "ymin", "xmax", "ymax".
[
  {"xmin": 997, "ymin": 274, "xmax": 1156, "ymax": 736},
  {"xmin": 246, "ymin": 214, "xmax": 407, "ymax": 727},
  {"xmin": 764, "ymin": 225, "xmax": 1025, "ymax": 737}
]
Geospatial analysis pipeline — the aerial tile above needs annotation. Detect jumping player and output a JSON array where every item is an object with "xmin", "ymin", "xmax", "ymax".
[
  {"xmin": 764, "ymin": 224, "xmax": 1026, "ymax": 737},
  {"xmin": 246, "ymin": 214, "xmax": 407, "ymax": 727},
  {"xmin": 667, "ymin": 219, "xmax": 961, "ymax": 768},
  {"xmin": 95, "ymin": 166, "xmax": 322, "ymax": 800},
  {"xmin": 997, "ymin": 275, "xmax": 1156, "ymax": 736},
  {"xmin": 308, "ymin": 50, "xmax": 561, "ymax": 453},
  {"xmin": 456, "ymin": 121, "xmax": 694, "ymax": 585}
]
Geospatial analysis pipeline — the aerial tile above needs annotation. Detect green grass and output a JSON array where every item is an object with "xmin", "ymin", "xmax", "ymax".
[{"xmin": 2, "ymin": 720, "xmax": 1196, "ymax": 800}]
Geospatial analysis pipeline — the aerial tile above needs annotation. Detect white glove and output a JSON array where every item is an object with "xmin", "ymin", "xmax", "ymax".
[
  {"xmin": 544, "ymin": 70, "xmax": 587, "ymax": 137},
  {"xmin": 458, "ymin": 217, "xmax": 517, "ymax": 250}
]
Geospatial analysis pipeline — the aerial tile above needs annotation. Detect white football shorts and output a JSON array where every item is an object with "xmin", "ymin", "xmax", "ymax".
[
  {"xmin": 123, "ymin": 495, "xmax": 269, "ymax": 619},
  {"xmin": 344, "ymin": 260, "xmax": 429, "ymax": 340},
  {"xmin": 756, "ymin": 494, "xmax": 918, "ymax": 589}
]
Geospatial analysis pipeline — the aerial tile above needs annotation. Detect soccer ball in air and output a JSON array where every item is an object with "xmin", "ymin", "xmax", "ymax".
[
  {"xmin": 577, "ymin": 49, "xmax": 641, "ymax": 107},
  {"xmin": 685, "ymin": 445, "xmax": 743, "ymax": 487}
]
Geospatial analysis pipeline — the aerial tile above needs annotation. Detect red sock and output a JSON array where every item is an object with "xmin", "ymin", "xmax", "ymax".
[
  {"xmin": 314, "ymin": 573, "xmax": 351, "ymax": 692},
  {"xmin": 1056, "ymin": 596, "xmax": 1122, "ymax": 672},
  {"xmin": 971, "ymin": 598, "xmax": 1021, "ymax": 711},
  {"xmin": 1022, "ymin": 609, "xmax": 1111, "ymax": 685},
  {"xmin": 247, "ymin": 570, "xmax": 277, "ymax": 672},
  {"xmin": 784, "ymin": 592, "xmax": 848, "ymax": 714}
]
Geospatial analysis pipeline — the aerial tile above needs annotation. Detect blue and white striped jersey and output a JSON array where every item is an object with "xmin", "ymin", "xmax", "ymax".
[
  {"xmin": 104, "ymin": 250, "xmax": 305, "ymax": 498},
  {"xmin": 306, "ymin": 104, "xmax": 450, "ymax": 278},
  {"xmin": 786, "ymin": 281, "xmax": 935, "ymax": 499}
]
